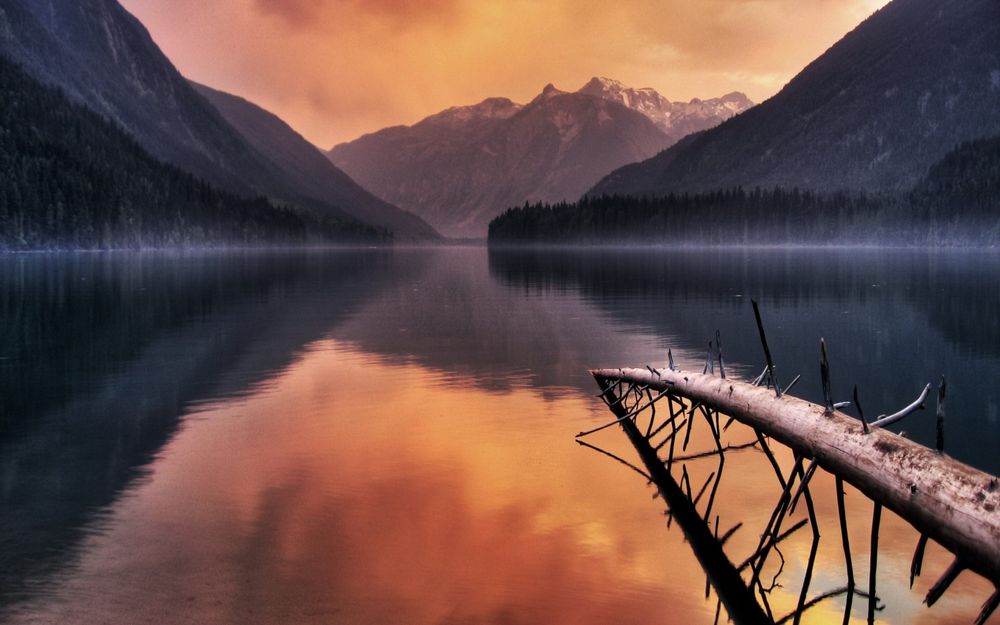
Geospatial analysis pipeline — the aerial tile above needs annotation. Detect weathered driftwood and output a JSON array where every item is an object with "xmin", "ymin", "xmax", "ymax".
[{"xmin": 590, "ymin": 367, "xmax": 1000, "ymax": 585}]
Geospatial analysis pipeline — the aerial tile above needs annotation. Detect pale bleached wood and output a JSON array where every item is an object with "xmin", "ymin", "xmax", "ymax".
[{"xmin": 591, "ymin": 367, "xmax": 1000, "ymax": 585}]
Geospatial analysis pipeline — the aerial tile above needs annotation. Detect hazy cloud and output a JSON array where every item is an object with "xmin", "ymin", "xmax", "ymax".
[
  {"xmin": 253, "ymin": 0, "xmax": 316, "ymax": 24},
  {"xmin": 253, "ymin": 0, "xmax": 462, "ymax": 30},
  {"xmin": 121, "ymin": 0, "xmax": 890, "ymax": 147}
]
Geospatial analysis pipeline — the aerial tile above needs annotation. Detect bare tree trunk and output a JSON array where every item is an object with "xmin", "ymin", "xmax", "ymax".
[{"xmin": 591, "ymin": 367, "xmax": 1000, "ymax": 585}]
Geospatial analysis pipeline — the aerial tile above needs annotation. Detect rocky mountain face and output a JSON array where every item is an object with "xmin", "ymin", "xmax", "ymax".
[
  {"xmin": 329, "ymin": 80, "xmax": 750, "ymax": 238},
  {"xmin": 590, "ymin": 0, "xmax": 1000, "ymax": 198},
  {"xmin": 0, "ymin": 0, "xmax": 437, "ymax": 239},
  {"xmin": 577, "ymin": 77, "xmax": 753, "ymax": 145}
]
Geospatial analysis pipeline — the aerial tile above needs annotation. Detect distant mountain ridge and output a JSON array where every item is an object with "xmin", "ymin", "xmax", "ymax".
[
  {"xmin": 192, "ymin": 83, "xmax": 439, "ymax": 240},
  {"xmin": 577, "ymin": 77, "xmax": 753, "ymax": 145},
  {"xmin": 422, "ymin": 97, "xmax": 524, "ymax": 128},
  {"xmin": 329, "ymin": 79, "xmax": 751, "ymax": 237},
  {"xmin": 590, "ymin": 0, "xmax": 1000, "ymax": 198},
  {"xmin": 0, "ymin": 0, "xmax": 438, "ymax": 240}
]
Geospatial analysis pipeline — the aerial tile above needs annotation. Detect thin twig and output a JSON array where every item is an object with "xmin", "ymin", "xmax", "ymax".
[
  {"xmin": 577, "ymin": 387, "xmax": 673, "ymax": 437},
  {"xmin": 671, "ymin": 440, "xmax": 759, "ymax": 462},
  {"xmin": 868, "ymin": 503, "xmax": 882, "ymax": 625},
  {"xmin": 821, "ymin": 338, "xmax": 834, "ymax": 413},
  {"xmin": 775, "ymin": 586, "xmax": 879, "ymax": 625},
  {"xmin": 716, "ymin": 330, "xmax": 726, "ymax": 380},
  {"xmin": 691, "ymin": 471, "xmax": 717, "ymax": 508},
  {"xmin": 936, "ymin": 376, "xmax": 946, "ymax": 453},
  {"xmin": 975, "ymin": 589, "xmax": 1000, "ymax": 625},
  {"xmin": 654, "ymin": 418, "xmax": 687, "ymax": 452},
  {"xmin": 783, "ymin": 374, "xmax": 802, "ymax": 396},
  {"xmin": 756, "ymin": 430, "xmax": 787, "ymax": 490},
  {"xmin": 751, "ymin": 299, "xmax": 780, "ymax": 397},
  {"xmin": 719, "ymin": 522, "xmax": 743, "ymax": 545},
  {"xmin": 752, "ymin": 366, "xmax": 768, "ymax": 387},
  {"xmin": 789, "ymin": 459, "xmax": 819, "ymax": 514},
  {"xmin": 575, "ymin": 439, "xmax": 651, "ymax": 481},
  {"xmin": 925, "ymin": 558, "xmax": 964, "ymax": 607},
  {"xmin": 739, "ymin": 518, "xmax": 808, "ymax": 571},
  {"xmin": 854, "ymin": 385, "xmax": 869, "ymax": 434},
  {"xmin": 836, "ymin": 476, "xmax": 855, "ymax": 625},
  {"xmin": 871, "ymin": 383, "xmax": 931, "ymax": 429},
  {"xmin": 910, "ymin": 534, "xmax": 929, "ymax": 588}
]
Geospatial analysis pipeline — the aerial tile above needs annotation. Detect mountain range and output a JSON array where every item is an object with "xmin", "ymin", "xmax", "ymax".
[
  {"xmin": 590, "ymin": 0, "xmax": 1000, "ymax": 198},
  {"xmin": 1, "ymin": 0, "xmax": 997, "ymax": 247},
  {"xmin": 0, "ymin": 0, "xmax": 438, "ymax": 240},
  {"xmin": 329, "ymin": 80, "xmax": 751, "ymax": 238}
]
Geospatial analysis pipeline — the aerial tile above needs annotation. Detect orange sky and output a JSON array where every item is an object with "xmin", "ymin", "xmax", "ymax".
[{"xmin": 120, "ymin": 0, "xmax": 891, "ymax": 148}]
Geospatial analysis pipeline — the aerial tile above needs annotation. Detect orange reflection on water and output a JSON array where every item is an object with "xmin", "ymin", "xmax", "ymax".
[
  {"xmin": 6, "ymin": 340, "xmax": 993, "ymax": 625},
  {"xmin": 6, "ymin": 342, "xmax": 713, "ymax": 624}
]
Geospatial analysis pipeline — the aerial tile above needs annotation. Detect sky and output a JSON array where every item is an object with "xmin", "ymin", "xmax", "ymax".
[{"xmin": 120, "ymin": 0, "xmax": 891, "ymax": 148}]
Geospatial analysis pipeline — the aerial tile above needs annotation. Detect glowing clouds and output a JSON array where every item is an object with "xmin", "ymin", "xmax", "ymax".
[
  {"xmin": 252, "ymin": 0, "xmax": 463, "ymax": 30},
  {"xmin": 120, "ymin": 0, "xmax": 891, "ymax": 147}
]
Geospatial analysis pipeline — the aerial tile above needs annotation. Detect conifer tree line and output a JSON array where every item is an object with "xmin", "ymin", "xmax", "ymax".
[
  {"xmin": 489, "ymin": 137, "xmax": 1000, "ymax": 246},
  {"xmin": 0, "ymin": 55, "xmax": 387, "ymax": 250}
]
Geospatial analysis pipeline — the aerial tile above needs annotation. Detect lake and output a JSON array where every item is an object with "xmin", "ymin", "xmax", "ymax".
[{"xmin": 1, "ymin": 246, "xmax": 998, "ymax": 624}]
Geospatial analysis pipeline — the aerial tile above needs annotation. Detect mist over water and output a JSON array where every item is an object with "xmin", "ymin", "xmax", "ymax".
[{"xmin": 1, "ymin": 247, "xmax": 997, "ymax": 624}]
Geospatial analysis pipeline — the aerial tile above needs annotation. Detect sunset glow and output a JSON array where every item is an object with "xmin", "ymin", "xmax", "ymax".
[
  {"xmin": 4, "ymin": 0, "xmax": 1000, "ymax": 623},
  {"xmin": 119, "ymin": 0, "xmax": 891, "ymax": 147}
]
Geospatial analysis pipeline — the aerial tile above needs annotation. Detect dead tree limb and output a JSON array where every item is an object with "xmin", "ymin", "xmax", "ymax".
[{"xmin": 591, "ymin": 367, "xmax": 1000, "ymax": 585}]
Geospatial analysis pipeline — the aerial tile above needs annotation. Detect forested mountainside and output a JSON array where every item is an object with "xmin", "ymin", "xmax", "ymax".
[
  {"xmin": 489, "ymin": 135, "xmax": 1000, "ymax": 246},
  {"xmin": 589, "ymin": 0, "xmax": 1000, "ymax": 198},
  {"xmin": 0, "ymin": 56, "xmax": 385, "ymax": 249},
  {"xmin": 911, "ymin": 135, "xmax": 1000, "ymax": 210},
  {"xmin": 193, "ymin": 83, "xmax": 439, "ymax": 240},
  {"xmin": 0, "ymin": 0, "xmax": 431, "ymax": 239}
]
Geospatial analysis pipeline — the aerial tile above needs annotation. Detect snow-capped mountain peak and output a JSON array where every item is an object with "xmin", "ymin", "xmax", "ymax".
[
  {"xmin": 530, "ymin": 83, "xmax": 568, "ymax": 104},
  {"xmin": 425, "ymin": 97, "xmax": 523, "ymax": 127},
  {"xmin": 577, "ymin": 76, "xmax": 753, "ymax": 140},
  {"xmin": 328, "ymin": 77, "xmax": 754, "ymax": 238}
]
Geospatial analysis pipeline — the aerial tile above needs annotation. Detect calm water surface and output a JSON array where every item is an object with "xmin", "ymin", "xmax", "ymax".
[{"xmin": 1, "ymin": 247, "xmax": 998, "ymax": 624}]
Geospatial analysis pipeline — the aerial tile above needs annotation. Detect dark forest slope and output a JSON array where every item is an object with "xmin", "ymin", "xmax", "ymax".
[
  {"xmin": 490, "ymin": 136, "xmax": 1000, "ymax": 246},
  {"xmin": 0, "ymin": 0, "xmax": 427, "ymax": 238},
  {"xmin": 590, "ymin": 0, "xmax": 1000, "ymax": 197},
  {"xmin": 193, "ymin": 83, "xmax": 439, "ymax": 241},
  {"xmin": 0, "ymin": 56, "xmax": 384, "ymax": 248}
]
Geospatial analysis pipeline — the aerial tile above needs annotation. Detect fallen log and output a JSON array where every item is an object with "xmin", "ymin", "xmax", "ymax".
[{"xmin": 591, "ymin": 367, "xmax": 1000, "ymax": 586}]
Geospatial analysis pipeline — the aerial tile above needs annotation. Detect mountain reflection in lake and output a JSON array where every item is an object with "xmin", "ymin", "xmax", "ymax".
[{"xmin": 1, "ymin": 247, "xmax": 997, "ymax": 624}]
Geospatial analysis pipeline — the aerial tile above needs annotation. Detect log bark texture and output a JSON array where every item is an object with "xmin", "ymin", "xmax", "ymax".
[{"xmin": 592, "ymin": 368, "xmax": 1000, "ymax": 585}]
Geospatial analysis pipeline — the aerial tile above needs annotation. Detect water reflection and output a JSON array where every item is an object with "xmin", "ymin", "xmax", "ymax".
[
  {"xmin": 489, "ymin": 247, "xmax": 1000, "ymax": 471},
  {"xmin": 0, "ymin": 247, "xmax": 997, "ymax": 624},
  {"xmin": 0, "ymin": 250, "xmax": 390, "ymax": 607},
  {"xmin": 2, "ymin": 344, "xmax": 720, "ymax": 624},
  {"xmin": 328, "ymin": 247, "xmax": 683, "ymax": 394}
]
